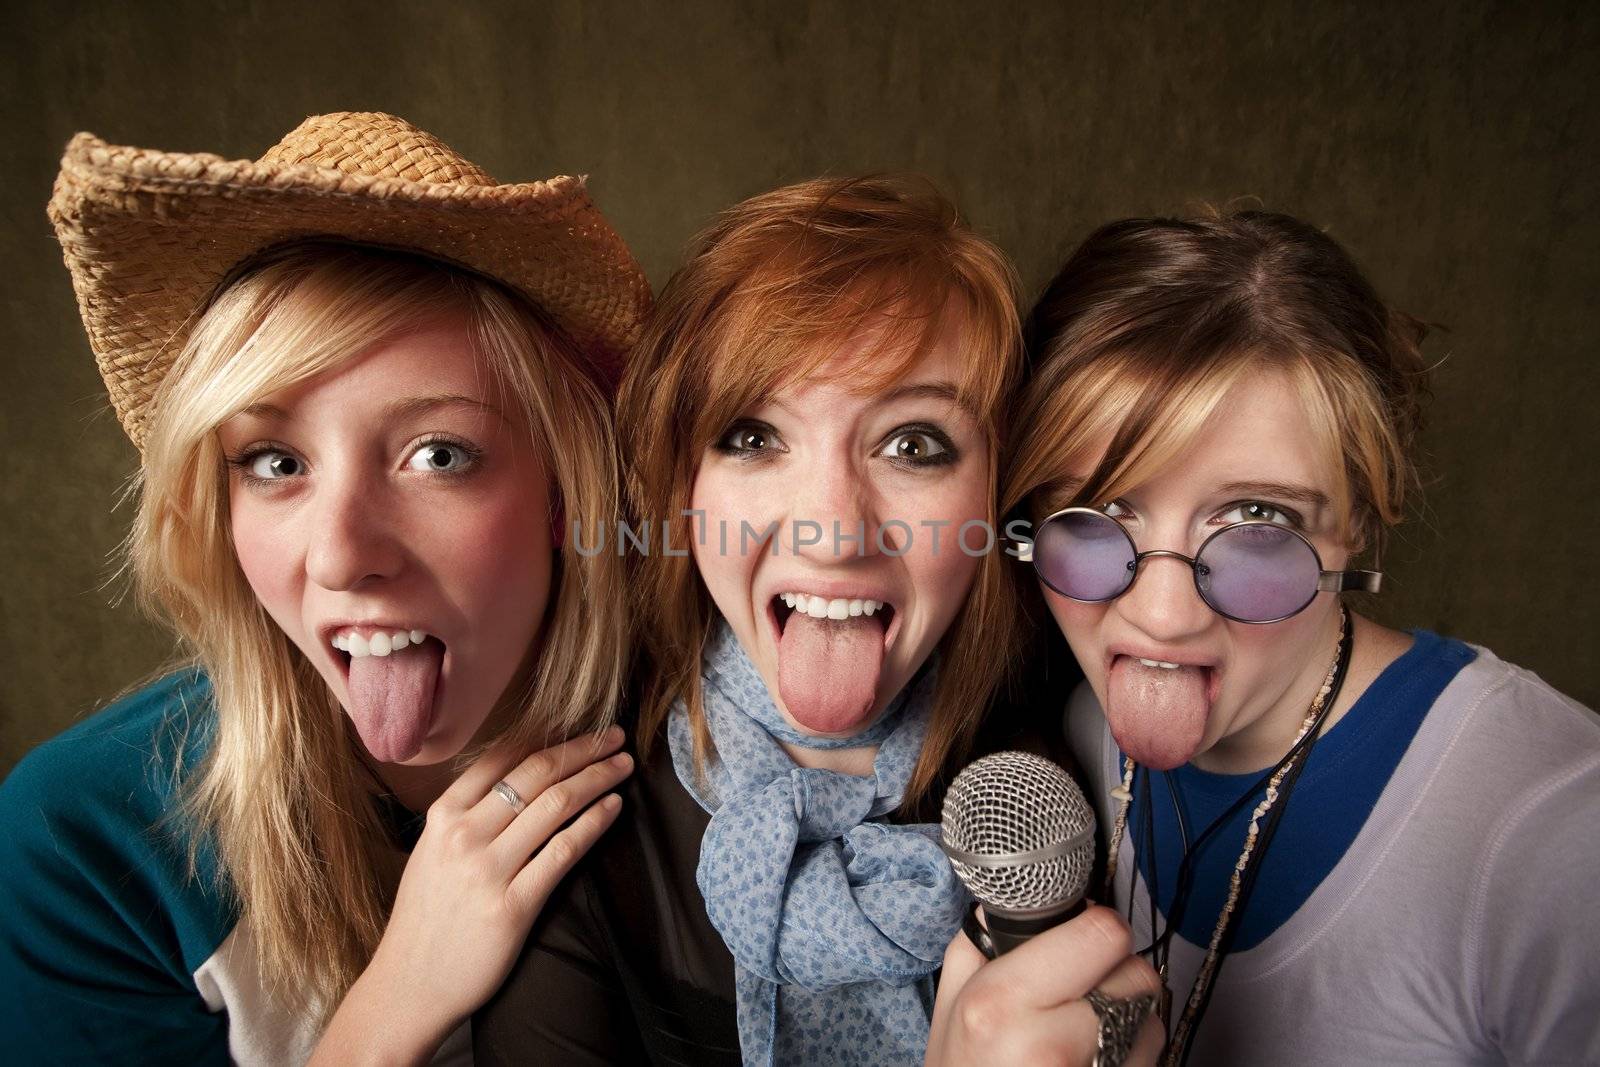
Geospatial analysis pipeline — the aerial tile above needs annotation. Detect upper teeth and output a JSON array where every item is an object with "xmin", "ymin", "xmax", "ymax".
[
  {"xmin": 779, "ymin": 593, "xmax": 886, "ymax": 620},
  {"xmin": 1138, "ymin": 658, "xmax": 1183, "ymax": 670},
  {"xmin": 333, "ymin": 628, "xmax": 429, "ymax": 658}
]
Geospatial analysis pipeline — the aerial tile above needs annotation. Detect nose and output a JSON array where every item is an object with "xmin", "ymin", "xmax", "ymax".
[
  {"xmin": 1116, "ymin": 550, "xmax": 1214, "ymax": 644},
  {"xmin": 303, "ymin": 472, "xmax": 406, "ymax": 591},
  {"xmin": 788, "ymin": 454, "xmax": 882, "ymax": 563}
]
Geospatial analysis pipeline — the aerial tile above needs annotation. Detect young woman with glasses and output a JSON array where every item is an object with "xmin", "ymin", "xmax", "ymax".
[{"xmin": 927, "ymin": 210, "xmax": 1599, "ymax": 1066}]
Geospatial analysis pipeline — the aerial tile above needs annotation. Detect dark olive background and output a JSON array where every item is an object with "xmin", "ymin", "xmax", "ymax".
[{"xmin": 2, "ymin": 1, "xmax": 1595, "ymax": 773}]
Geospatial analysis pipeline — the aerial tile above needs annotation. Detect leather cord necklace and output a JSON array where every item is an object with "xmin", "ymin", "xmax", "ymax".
[{"xmin": 1103, "ymin": 607, "xmax": 1354, "ymax": 1066}]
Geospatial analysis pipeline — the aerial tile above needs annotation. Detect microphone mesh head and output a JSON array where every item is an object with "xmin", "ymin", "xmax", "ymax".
[{"xmin": 940, "ymin": 750, "xmax": 1096, "ymax": 912}]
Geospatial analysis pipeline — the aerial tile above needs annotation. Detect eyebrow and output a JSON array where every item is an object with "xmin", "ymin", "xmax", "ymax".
[
  {"xmin": 1035, "ymin": 477, "xmax": 1328, "ymax": 512},
  {"xmin": 233, "ymin": 401, "xmax": 291, "ymax": 422},
  {"xmin": 1216, "ymin": 481, "xmax": 1330, "ymax": 510},
  {"xmin": 878, "ymin": 381, "xmax": 976, "ymax": 415},
  {"xmin": 1037, "ymin": 476, "xmax": 1086, "ymax": 508},
  {"xmin": 762, "ymin": 380, "xmax": 975, "ymax": 420},
  {"xmin": 233, "ymin": 394, "xmax": 506, "ymax": 426},
  {"xmin": 384, "ymin": 394, "xmax": 507, "ymax": 426}
]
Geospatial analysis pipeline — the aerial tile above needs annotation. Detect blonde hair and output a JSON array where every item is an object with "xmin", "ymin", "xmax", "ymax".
[
  {"xmin": 1004, "ymin": 210, "xmax": 1431, "ymax": 552},
  {"xmin": 619, "ymin": 175, "xmax": 1024, "ymax": 805},
  {"xmin": 130, "ymin": 244, "xmax": 627, "ymax": 1019}
]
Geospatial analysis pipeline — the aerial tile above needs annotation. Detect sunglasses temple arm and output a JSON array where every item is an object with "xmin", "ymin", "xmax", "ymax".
[{"xmin": 1319, "ymin": 569, "xmax": 1383, "ymax": 594}]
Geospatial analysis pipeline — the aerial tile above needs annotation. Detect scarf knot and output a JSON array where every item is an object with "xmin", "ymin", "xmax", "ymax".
[{"xmin": 669, "ymin": 623, "xmax": 967, "ymax": 1066}]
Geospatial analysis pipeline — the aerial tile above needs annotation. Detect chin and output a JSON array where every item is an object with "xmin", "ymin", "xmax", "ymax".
[
  {"xmin": 381, "ymin": 728, "xmax": 465, "ymax": 768},
  {"xmin": 878, "ymin": 652, "xmax": 919, "ymax": 706},
  {"xmin": 397, "ymin": 744, "xmax": 457, "ymax": 768}
]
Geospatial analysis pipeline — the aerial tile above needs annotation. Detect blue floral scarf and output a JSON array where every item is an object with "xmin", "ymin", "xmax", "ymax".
[{"xmin": 668, "ymin": 623, "xmax": 968, "ymax": 1066}]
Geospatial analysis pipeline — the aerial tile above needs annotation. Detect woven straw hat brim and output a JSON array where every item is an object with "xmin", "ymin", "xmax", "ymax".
[{"xmin": 49, "ymin": 130, "xmax": 651, "ymax": 450}]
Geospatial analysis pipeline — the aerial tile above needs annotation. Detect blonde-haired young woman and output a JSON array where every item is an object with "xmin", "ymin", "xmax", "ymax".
[
  {"xmin": 929, "ymin": 210, "xmax": 1600, "ymax": 1065},
  {"xmin": 0, "ymin": 114, "xmax": 648, "ymax": 1064},
  {"xmin": 475, "ymin": 176, "xmax": 1135, "ymax": 1066}
]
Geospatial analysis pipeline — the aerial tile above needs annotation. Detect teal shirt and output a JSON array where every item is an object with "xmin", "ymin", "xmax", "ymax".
[{"xmin": 0, "ymin": 671, "xmax": 236, "ymax": 1064}]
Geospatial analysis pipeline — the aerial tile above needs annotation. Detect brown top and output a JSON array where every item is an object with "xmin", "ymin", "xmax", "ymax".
[{"xmin": 473, "ymin": 689, "xmax": 1078, "ymax": 1066}]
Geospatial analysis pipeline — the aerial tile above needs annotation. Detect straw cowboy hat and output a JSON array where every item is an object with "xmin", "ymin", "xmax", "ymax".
[{"xmin": 47, "ymin": 111, "xmax": 652, "ymax": 450}]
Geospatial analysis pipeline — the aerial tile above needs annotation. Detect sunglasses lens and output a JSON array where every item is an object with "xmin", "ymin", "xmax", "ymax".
[
  {"xmin": 1035, "ymin": 511, "xmax": 1135, "ymax": 601},
  {"xmin": 1199, "ymin": 524, "xmax": 1321, "ymax": 622}
]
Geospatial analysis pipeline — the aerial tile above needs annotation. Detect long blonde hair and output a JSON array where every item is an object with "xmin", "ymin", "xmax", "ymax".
[
  {"xmin": 619, "ymin": 176, "xmax": 1024, "ymax": 806},
  {"xmin": 130, "ymin": 244, "xmax": 627, "ymax": 1018}
]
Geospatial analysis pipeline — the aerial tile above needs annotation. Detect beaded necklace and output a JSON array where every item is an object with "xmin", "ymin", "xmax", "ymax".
[{"xmin": 1102, "ymin": 607, "xmax": 1352, "ymax": 1067}]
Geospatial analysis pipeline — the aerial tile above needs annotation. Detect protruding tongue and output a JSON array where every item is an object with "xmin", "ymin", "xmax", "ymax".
[
  {"xmin": 777, "ymin": 614, "xmax": 885, "ymax": 735},
  {"xmin": 1105, "ymin": 657, "xmax": 1210, "ymax": 771},
  {"xmin": 345, "ymin": 639, "xmax": 444, "ymax": 764}
]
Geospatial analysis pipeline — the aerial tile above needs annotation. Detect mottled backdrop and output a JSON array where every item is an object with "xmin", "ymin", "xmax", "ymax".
[{"xmin": 2, "ymin": 0, "xmax": 1595, "ymax": 771}]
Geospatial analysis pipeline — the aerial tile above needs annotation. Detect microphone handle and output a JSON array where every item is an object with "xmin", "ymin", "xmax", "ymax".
[{"xmin": 985, "ymin": 895, "xmax": 1088, "ymax": 955}]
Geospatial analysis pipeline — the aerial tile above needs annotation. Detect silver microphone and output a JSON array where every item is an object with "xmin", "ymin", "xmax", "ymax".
[{"xmin": 939, "ymin": 750, "xmax": 1097, "ymax": 954}]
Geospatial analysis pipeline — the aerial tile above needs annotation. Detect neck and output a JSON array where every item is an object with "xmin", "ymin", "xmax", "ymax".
[
  {"xmin": 373, "ymin": 758, "xmax": 457, "ymax": 812},
  {"xmin": 373, "ymin": 679, "xmax": 535, "ymax": 811},
  {"xmin": 780, "ymin": 740, "xmax": 879, "ymax": 776},
  {"xmin": 1325, "ymin": 611, "xmax": 1413, "ymax": 724},
  {"xmin": 366, "ymin": 697, "xmax": 515, "ymax": 812},
  {"xmin": 1189, "ymin": 611, "xmax": 1412, "ymax": 775}
]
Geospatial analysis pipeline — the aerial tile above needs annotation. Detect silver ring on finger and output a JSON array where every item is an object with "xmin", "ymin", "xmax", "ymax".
[
  {"xmin": 491, "ymin": 779, "xmax": 526, "ymax": 815},
  {"xmin": 1085, "ymin": 989, "xmax": 1155, "ymax": 1067}
]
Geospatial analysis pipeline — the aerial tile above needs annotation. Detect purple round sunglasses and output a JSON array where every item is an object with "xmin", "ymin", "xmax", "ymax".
[{"xmin": 1017, "ymin": 507, "xmax": 1381, "ymax": 624}]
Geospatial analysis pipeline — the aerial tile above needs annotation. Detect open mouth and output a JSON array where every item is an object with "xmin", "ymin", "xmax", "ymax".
[
  {"xmin": 329, "ymin": 627, "xmax": 444, "ymax": 676},
  {"xmin": 1107, "ymin": 653, "xmax": 1222, "ymax": 706},
  {"xmin": 325, "ymin": 625, "xmax": 449, "ymax": 764},
  {"xmin": 767, "ymin": 590, "xmax": 902, "ymax": 735},
  {"xmin": 1102, "ymin": 652, "xmax": 1223, "ymax": 770},
  {"xmin": 770, "ymin": 593, "xmax": 898, "ymax": 647}
]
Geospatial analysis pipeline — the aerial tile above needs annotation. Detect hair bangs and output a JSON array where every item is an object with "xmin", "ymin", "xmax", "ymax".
[
  {"xmin": 683, "ymin": 213, "xmax": 1016, "ymax": 457},
  {"xmin": 149, "ymin": 248, "xmax": 480, "ymax": 467},
  {"xmin": 1010, "ymin": 210, "xmax": 1430, "ymax": 558},
  {"xmin": 1072, "ymin": 348, "xmax": 1256, "ymax": 510}
]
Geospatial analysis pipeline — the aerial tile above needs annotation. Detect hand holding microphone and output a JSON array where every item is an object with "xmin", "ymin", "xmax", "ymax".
[{"xmin": 924, "ymin": 752, "xmax": 1164, "ymax": 1067}]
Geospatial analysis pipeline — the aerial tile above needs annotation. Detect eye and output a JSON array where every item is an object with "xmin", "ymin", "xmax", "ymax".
[
  {"xmin": 405, "ymin": 441, "xmax": 478, "ymax": 473},
  {"xmin": 879, "ymin": 426, "xmax": 956, "ymax": 467},
  {"xmin": 713, "ymin": 421, "xmax": 786, "ymax": 456},
  {"xmin": 1099, "ymin": 500, "xmax": 1133, "ymax": 520},
  {"xmin": 232, "ymin": 449, "xmax": 304, "ymax": 480},
  {"xmin": 1219, "ymin": 500, "xmax": 1298, "ymax": 527}
]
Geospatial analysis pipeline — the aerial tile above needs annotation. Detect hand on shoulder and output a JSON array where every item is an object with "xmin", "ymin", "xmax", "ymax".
[{"xmin": 309, "ymin": 727, "xmax": 632, "ymax": 1067}]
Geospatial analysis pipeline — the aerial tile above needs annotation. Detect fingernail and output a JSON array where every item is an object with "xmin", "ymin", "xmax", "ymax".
[
  {"xmin": 610, "ymin": 751, "xmax": 633, "ymax": 770},
  {"xmin": 1083, "ymin": 906, "xmax": 1130, "ymax": 949},
  {"xmin": 603, "ymin": 793, "xmax": 622, "ymax": 811}
]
